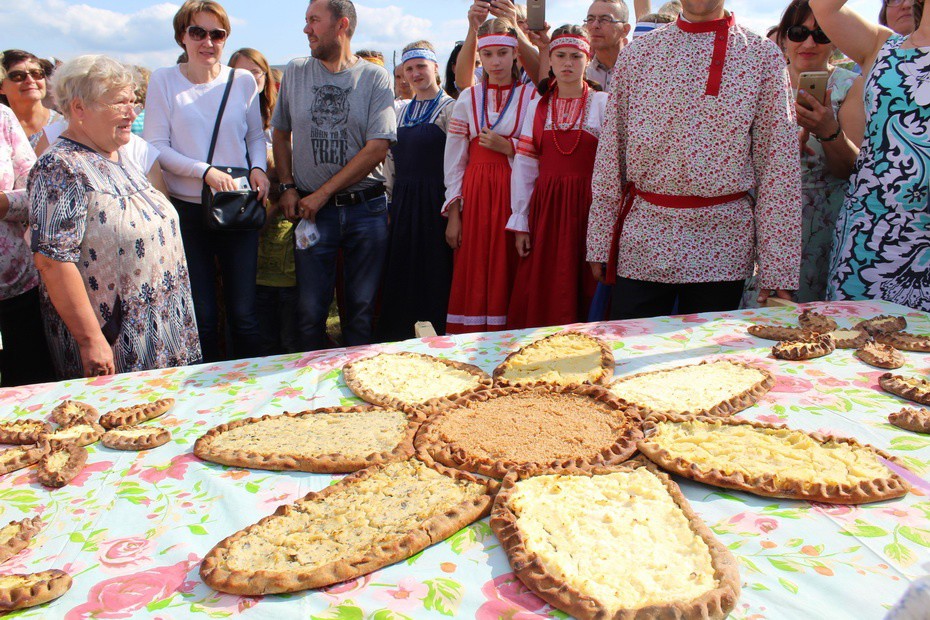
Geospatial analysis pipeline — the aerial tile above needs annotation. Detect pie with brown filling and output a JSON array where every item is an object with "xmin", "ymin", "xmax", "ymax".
[{"xmin": 493, "ymin": 331, "xmax": 614, "ymax": 387}]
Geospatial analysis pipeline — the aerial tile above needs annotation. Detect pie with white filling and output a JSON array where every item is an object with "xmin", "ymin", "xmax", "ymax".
[
  {"xmin": 0, "ymin": 517, "xmax": 43, "ymax": 564},
  {"xmin": 0, "ymin": 420, "xmax": 49, "ymax": 445},
  {"xmin": 493, "ymin": 332, "xmax": 614, "ymax": 387},
  {"xmin": 880, "ymin": 373, "xmax": 930, "ymax": 406},
  {"xmin": 0, "ymin": 570, "xmax": 72, "ymax": 611}
]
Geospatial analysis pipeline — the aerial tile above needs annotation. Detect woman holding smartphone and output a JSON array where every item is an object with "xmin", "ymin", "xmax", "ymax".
[
  {"xmin": 506, "ymin": 26, "xmax": 607, "ymax": 329},
  {"xmin": 443, "ymin": 18, "xmax": 536, "ymax": 334},
  {"xmin": 810, "ymin": 0, "xmax": 929, "ymax": 311},
  {"xmin": 144, "ymin": 0, "xmax": 269, "ymax": 361}
]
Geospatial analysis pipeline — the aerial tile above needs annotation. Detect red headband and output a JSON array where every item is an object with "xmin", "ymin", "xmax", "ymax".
[
  {"xmin": 477, "ymin": 33, "xmax": 518, "ymax": 49},
  {"xmin": 549, "ymin": 34, "xmax": 593, "ymax": 59}
]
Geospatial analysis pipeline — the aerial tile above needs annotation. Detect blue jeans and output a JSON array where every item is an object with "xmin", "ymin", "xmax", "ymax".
[
  {"xmin": 172, "ymin": 198, "xmax": 263, "ymax": 362},
  {"xmin": 294, "ymin": 194, "xmax": 389, "ymax": 350}
]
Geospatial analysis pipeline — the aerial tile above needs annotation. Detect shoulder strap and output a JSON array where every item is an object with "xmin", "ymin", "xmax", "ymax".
[
  {"xmin": 532, "ymin": 94, "xmax": 549, "ymax": 153},
  {"xmin": 205, "ymin": 69, "xmax": 236, "ymax": 166}
]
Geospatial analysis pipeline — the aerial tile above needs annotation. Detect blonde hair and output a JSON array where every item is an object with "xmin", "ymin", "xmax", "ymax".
[
  {"xmin": 401, "ymin": 40, "xmax": 442, "ymax": 85},
  {"xmin": 132, "ymin": 65, "xmax": 151, "ymax": 106},
  {"xmin": 229, "ymin": 47, "xmax": 277, "ymax": 130},
  {"xmin": 52, "ymin": 55, "xmax": 135, "ymax": 119},
  {"xmin": 172, "ymin": 1, "xmax": 232, "ymax": 50}
]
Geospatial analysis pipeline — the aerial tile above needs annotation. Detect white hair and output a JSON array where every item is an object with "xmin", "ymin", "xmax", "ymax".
[{"xmin": 51, "ymin": 55, "xmax": 135, "ymax": 119}]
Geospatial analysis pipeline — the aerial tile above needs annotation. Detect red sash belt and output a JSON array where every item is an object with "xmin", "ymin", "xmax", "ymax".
[{"xmin": 604, "ymin": 183, "xmax": 749, "ymax": 285}]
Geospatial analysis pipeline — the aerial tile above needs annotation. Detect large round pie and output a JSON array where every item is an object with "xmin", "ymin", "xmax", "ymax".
[
  {"xmin": 415, "ymin": 385, "xmax": 642, "ymax": 478},
  {"xmin": 493, "ymin": 332, "xmax": 614, "ymax": 387}
]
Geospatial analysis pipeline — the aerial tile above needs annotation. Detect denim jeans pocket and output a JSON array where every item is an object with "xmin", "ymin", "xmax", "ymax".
[{"xmin": 365, "ymin": 194, "xmax": 388, "ymax": 214}]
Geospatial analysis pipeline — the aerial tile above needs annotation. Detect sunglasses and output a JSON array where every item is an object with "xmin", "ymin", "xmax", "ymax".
[
  {"xmin": 187, "ymin": 25, "xmax": 227, "ymax": 42},
  {"xmin": 5, "ymin": 69, "xmax": 46, "ymax": 83},
  {"xmin": 786, "ymin": 25, "xmax": 831, "ymax": 45}
]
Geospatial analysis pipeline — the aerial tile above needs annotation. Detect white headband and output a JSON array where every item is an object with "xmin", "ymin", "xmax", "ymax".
[
  {"xmin": 549, "ymin": 35, "xmax": 593, "ymax": 59},
  {"xmin": 477, "ymin": 34, "xmax": 518, "ymax": 50},
  {"xmin": 401, "ymin": 48, "xmax": 439, "ymax": 65}
]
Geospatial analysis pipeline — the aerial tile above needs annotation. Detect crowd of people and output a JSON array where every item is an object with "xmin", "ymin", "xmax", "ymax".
[{"xmin": 0, "ymin": 0, "xmax": 926, "ymax": 386}]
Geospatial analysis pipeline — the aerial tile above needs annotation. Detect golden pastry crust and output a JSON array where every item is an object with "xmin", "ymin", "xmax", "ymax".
[
  {"xmin": 856, "ymin": 314, "xmax": 907, "ymax": 335},
  {"xmin": 49, "ymin": 400, "xmax": 99, "ymax": 427},
  {"xmin": 200, "ymin": 458, "xmax": 497, "ymax": 595},
  {"xmin": 0, "ymin": 440, "xmax": 49, "ymax": 475},
  {"xmin": 746, "ymin": 324, "xmax": 811, "ymax": 341},
  {"xmin": 416, "ymin": 384, "xmax": 642, "ymax": 479},
  {"xmin": 490, "ymin": 460, "xmax": 740, "ymax": 620},
  {"xmin": 639, "ymin": 415, "xmax": 910, "ymax": 504},
  {"xmin": 99, "ymin": 398, "xmax": 174, "ymax": 430},
  {"xmin": 0, "ymin": 517, "xmax": 43, "ymax": 565},
  {"xmin": 798, "ymin": 310, "xmax": 838, "ymax": 333},
  {"xmin": 828, "ymin": 329, "xmax": 871, "ymax": 349},
  {"xmin": 493, "ymin": 331, "xmax": 615, "ymax": 387},
  {"xmin": 855, "ymin": 342, "xmax": 906, "ymax": 369},
  {"xmin": 607, "ymin": 359, "xmax": 775, "ymax": 417},
  {"xmin": 874, "ymin": 331, "xmax": 930, "ymax": 353},
  {"xmin": 0, "ymin": 569, "xmax": 72, "ymax": 611},
  {"xmin": 880, "ymin": 373, "xmax": 930, "ymax": 406},
  {"xmin": 0, "ymin": 419, "xmax": 50, "ymax": 445},
  {"xmin": 36, "ymin": 443, "xmax": 88, "ymax": 488},
  {"xmin": 771, "ymin": 333, "xmax": 836, "ymax": 361},
  {"xmin": 46, "ymin": 421, "xmax": 105, "ymax": 449},
  {"xmin": 343, "ymin": 352, "xmax": 492, "ymax": 414},
  {"xmin": 888, "ymin": 408, "xmax": 930, "ymax": 434},
  {"xmin": 101, "ymin": 426, "xmax": 171, "ymax": 451},
  {"xmin": 194, "ymin": 405, "xmax": 423, "ymax": 473}
]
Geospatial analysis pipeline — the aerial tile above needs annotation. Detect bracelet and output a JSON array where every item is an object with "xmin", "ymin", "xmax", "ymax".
[{"xmin": 815, "ymin": 124, "xmax": 842, "ymax": 143}]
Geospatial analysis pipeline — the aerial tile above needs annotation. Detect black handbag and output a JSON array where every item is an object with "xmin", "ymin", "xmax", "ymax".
[{"xmin": 201, "ymin": 69, "xmax": 266, "ymax": 231}]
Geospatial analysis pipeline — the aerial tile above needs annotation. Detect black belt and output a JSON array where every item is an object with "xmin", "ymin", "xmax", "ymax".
[{"xmin": 298, "ymin": 184, "xmax": 385, "ymax": 207}]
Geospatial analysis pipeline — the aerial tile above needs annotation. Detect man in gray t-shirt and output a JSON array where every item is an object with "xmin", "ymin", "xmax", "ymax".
[{"xmin": 273, "ymin": 0, "xmax": 397, "ymax": 351}]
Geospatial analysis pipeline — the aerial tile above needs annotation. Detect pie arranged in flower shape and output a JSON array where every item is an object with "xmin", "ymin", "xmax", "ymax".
[
  {"xmin": 46, "ymin": 422, "xmax": 105, "ymax": 448},
  {"xmin": 415, "ymin": 385, "xmax": 641, "ymax": 478},
  {"xmin": 343, "ymin": 352, "xmax": 491, "ymax": 413},
  {"xmin": 200, "ymin": 458, "xmax": 495, "ymax": 595},
  {"xmin": 889, "ymin": 408, "xmax": 930, "ymax": 434},
  {"xmin": 856, "ymin": 341, "xmax": 906, "ymax": 369},
  {"xmin": 880, "ymin": 373, "xmax": 930, "ymax": 406},
  {"xmin": 490, "ymin": 461, "xmax": 740, "ymax": 620},
  {"xmin": 828, "ymin": 329, "xmax": 870, "ymax": 349},
  {"xmin": 606, "ymin": 359, "xmax": 774, "ymax": 417},
  {"xmin": 771, "ymin": 333, "xmax": 835, "ymax": 360},
  {"xmin": 638, "ymin": 415, "xmax": 910, "ymax": 504},
  {"xmin": 493, "ymin": 332, "xmax": 614, "ymax": 387},
  {"xmin": 195, "ymin": 406, "xmax": 422, "ymax": 473}
]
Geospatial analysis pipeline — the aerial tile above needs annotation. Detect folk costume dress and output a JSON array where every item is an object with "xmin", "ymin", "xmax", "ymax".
[
  {"xmin": 378, "ymin": 92, "xmax": 456, "ymax": 340},
  {"xmin": 586, "ymin": 13, "xmax": 802, "ymax": 315},
  {"xmin": 443, "ymin": 79, "xmax": 536, "ymax": 334},
  {"xmin": 507, "ymin": 87, "xmax": 609, "ymax": 329}
]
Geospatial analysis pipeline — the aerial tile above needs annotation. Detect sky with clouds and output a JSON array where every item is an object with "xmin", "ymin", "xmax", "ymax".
[{"xmin": 0, "ymin": 0, "xmax": 880, "ymax": 70}]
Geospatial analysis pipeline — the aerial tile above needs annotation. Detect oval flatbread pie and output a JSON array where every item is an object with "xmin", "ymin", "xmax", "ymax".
[
  {"xmin": 0, "ymin": 419, "xmax": 50, "ymax": 445},
  {"xmin": 856, "ymin": 314, "xmax": 907, "ymax": 335},
  {"xmin": 771, "ymin": 333, "xmax": 835, "ymax": 360},
  {"xmin": 200, "ymin": 458, "xmax": 496, "ymax": 595},
  {"xmin": 0, "ymin": 441, "xmax": 49, "ymax": 476},
  {"xmin": 415, "ymin": 384, "xmax": 642, "ymax": 478},
  {"xmin": 194, "ymin": 405, "xmax": 422, "ymax": 473},
  {"xmin": 49, "ymin": 400, "xmax": 98, "ymax": 427},
  {"xmin": 880, "ymin": 373, "xmax": 930, "ymax": 406},
  {"xmin": 100, "ymin": 398, "xmax": 174, "ymax": 429},
  {"xmin": 46, "ymin": 421, "xmax": 105, "ymax": 449},
  {"xmin": 36, "ymin": 443, "xmax": 88, "ymax": 488},
  {"xmin": 490, "ymin": 461, "xmax": 740, "ymax": 620},
  {"xmin": 829, "ymin": 329, "xmax": 870, "ymax": 349},
  {"xmin": 343, "ymin": 352, "xmax": 491, "ymax": 413},
  {"xmin": 874, "ymin": 331, "xmax": 930, "ymax": 352},
  {"xmin": 855, "ymin": 341, "xmax": 906, "ymax": 369},
  {"xmin": 607, "ymin": 359, "xmax": 774, "ymax": 417},
  {"xmin": 0, "ymin": 569, "xmax": 72, "ymax": 611},
  {"xmin": 0, "ymin": 517, "xmax": 43, "ymax": 565},
  {"xmin": 747, "ymin": 324, "xmax": 811, "ymax": 341},
  {"xmin": 798, "ymin": 310, "xmax": 837, "ymax": 333},
  {"xmin": 889, "ymin": 408, "xmax": 930, "ymax": 434},
  {"xmin": 101, "ymin": 426, "xmax": 171, "ymax": 451},
  {"xmin": 493, "ymin": 331, "xmax": 614, "ymax": 387},
  {"xmin": 638, "ymin": 415, "xmax": 910, "ymax": 504}
]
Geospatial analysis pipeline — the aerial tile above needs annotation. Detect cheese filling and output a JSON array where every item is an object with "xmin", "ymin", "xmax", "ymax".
[
  {"xmin": 508, "ymin": 469, "xmax": 716, "ymax": 611},
  {"xmin": 49, "ymin": 425, "xmax": 94, "ymax": 441},
  {"xmin": 349, "ymin": 354, "xmax": 482, "ymax": 403},
  {"xmin": 45, "ymin": 451, "xmax": 70, "ymax": 470},
  {"xmin": 0, "ymin": 523, "xmax": 19, "ymax": 545},
  {"xmin": 500, "ymin": 335, "xmax": 606, "ymax": 385},
  {"xmin": 108, "ymin": 428, "xmax": 161, "ymax": 439},
  {"xmin": 0, "ymin": 573, "xmax": 46, "ymax": 588}
]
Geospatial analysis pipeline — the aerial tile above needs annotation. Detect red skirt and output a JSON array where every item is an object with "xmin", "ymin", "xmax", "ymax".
[{"xmin": 446, "ymin": 139, "xmax": 517, "ymax": 334}]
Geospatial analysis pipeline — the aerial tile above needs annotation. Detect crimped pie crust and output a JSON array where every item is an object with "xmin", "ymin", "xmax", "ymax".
[
  {"xmin": 798, "ymin": 310, "xmax": 837, "ymax": 333},
  {"xmin": 101, "ymin": 426, "xmax": 171, "ymax": 451},
  {"xmin": 200, "ymin": 458, "xmax": 497, "ymax": 595},
  {"xmin": 0, "ymin": 419, "xmax": 50, "ymax": 445},
  {"xmin": 0, "ymin": 517, "xmax": 43, "ymax": 564},
  {"xmin": 0, "ymin": 440, "xmax": 49, "ymax": 475},
  {"xmin": 874, "ymin": 331, "xmax": 930, "ymax": 352},
  {"xmin": 493, "ymin": 331, "xmax": 615, "ymax": 387},
  {"xmin": 607, "ymin": 359, "xmax": 775, "ymax": 417},
  {"xmin": 36, "ymin": 443, "xmax": 88, "ymax": 488},
  {"xmin": 415, "ymin": 384, "xmax": 642, "ymax": 478},
  {"xmin": 829, "ymin": 329, "xmax": 871, "ymax": 349},
  {"xmin": 771, "ymin": 333, "xmax": 836, "ymax": 360},
  {"xmin": 49, "ymin": 400, "xmax": 98, "ymax": 427},
  {"xmin": 46, "ymin": 421, "xmax": 105, "ymax": 448},
  {"xmin": 343, "ymin": 352, "xmax": 492, "ymax": 413},
  {"xmin": 490, "ymin": 460, "xmax": 740, "ymax": 620},
  {"xmin": 99, "ymin": 398, "xmax": 174, "ymax": 430},
  {"xmin": 880, "ymin": 373, "xmax": 930, "ymax": 406},
  {"xmin": 639, "ymin": 415, "xmax": 910, "ymax": 504},
  {"xmin": 194, "ymin": 405, "xmax": 423, "ymax": 473},
  {"xmin": 856, "ymin": 315, "xmax": 907, "ymax": 335},
  {"xmin": 855, "ymin": 341, "xmax": 906, "ymax": 369},
  {"xmin": 747, "ymin": 324, "xmax": 811, "ymax": 341},
  {"xmin": 889, "ymin": 408, "xmax": 930, "ymax": 434},
  {"xmin": 0, "ymin": 569, "xmax": 72, "ymax": 611}
]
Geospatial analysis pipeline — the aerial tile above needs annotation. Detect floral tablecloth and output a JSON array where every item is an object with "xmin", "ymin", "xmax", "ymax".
[{"xmin": 1, "ymin": 300, "xmax": 929, "ymax": 620}]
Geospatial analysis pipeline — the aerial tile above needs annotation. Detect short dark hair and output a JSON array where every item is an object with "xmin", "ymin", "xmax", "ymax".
[
  {"xmin": 775, "ymin": 0, "xmax": 816, "ymax": 49},
  {"xmin": 0, "ymin": 50, "xmax": 52, "ymax": 106},
  {"xmin": 311, "ymin": 0, "xmax": 358, "ymax": 37}
]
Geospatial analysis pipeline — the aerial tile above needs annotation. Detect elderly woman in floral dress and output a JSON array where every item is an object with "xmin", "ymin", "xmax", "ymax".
[{"xmin": 28, "ymin": 55, "xmax": 201, "ymax": 379}]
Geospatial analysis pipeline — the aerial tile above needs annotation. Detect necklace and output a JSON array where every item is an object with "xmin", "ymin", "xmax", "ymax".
[
  {"xmin": 549, "ymin": 84, "xmax": 589, "ymax": 156},
  {"xmin": 401, "ymin": 92, "xmax": 445, "ymax": 127},
  {"xmin": 481, "ymin": 80, "xmax": 518, "ymax": 135}
]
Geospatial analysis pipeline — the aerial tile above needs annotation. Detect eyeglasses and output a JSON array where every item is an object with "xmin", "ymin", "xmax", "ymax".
[
  {"xmin": 786, "ymin": 25, "xmax": 831, "ymax": 45},
  {"xmin": 186, "ymin": 25, "xmax": 227, "ymax": 42},
  {"xmin": 885, "ymin": 0, "xmax": 913, "ymax": 6},
  {"xmin": 5, "ymin": 69, "xmax": 46, "ymax": 83},
  {"xmin": 98, "ymin": 102, "xmax": 143, "ymax": 116},
  {"xmin": 583, "ymin": 16, "xmax": 624, "ymax": 25},
  {"xmin": 248, "ymin": 69, "xmax": 265, "ymax": 79}
]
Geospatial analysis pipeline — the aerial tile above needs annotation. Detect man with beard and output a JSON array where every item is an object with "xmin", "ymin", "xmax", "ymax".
[{"xmin": 272, "ymin": 0, "xmax": 396, "ymax": 350}]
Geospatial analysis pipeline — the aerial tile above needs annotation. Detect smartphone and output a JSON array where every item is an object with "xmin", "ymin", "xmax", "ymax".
[
  {"xmin": 796, "ymin": 71, "xmax": 829, "ymax": 110},
  {"xmin": 526, "ymin": 0, "xmax": 546, "ymax": 30}
]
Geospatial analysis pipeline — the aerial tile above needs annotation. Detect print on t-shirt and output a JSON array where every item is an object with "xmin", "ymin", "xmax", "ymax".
[{"xmin": 309, "ymin": 85, "xmax": 351, "ymax": 166}]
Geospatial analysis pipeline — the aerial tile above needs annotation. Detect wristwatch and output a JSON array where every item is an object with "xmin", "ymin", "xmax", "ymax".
[{"xmin": 278, "ymin": 183, "xmax": 297, "ymax": 193}]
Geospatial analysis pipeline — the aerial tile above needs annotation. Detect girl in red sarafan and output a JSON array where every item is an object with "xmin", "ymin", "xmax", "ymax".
[
  {"xmin": 442, "ymin": 18, "xmax": 536, "ymax": 334},
  {"xmin": 506, "ymin": 26, "xmax": 607, "ymax": 329}
]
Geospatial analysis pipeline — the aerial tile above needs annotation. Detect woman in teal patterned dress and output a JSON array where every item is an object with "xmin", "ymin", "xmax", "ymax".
[{"xmin": 812, "ymin": 0, "xmax": 929, "ymax": 312}]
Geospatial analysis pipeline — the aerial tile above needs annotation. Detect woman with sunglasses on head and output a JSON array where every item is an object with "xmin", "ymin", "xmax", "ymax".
[
  {"xmin": 0, "ymin": 50, "xmax": 61, "ymax": 151},
  {"xmin": 810, "ymin": 0, "xmax": 929, "ymax": 311},
  {"xmin": 144, "ymin": 0, "xmax": 269, "ymax": 361},
  {"xmin": 743, "ymin": 0, "xmax": 865, "ymax": 307}
]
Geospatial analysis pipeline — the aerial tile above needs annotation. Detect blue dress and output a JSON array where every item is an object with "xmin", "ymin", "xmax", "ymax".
[{"xmin": 827, "ymin": 36, "xmax": 930, "ymax": 311}]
